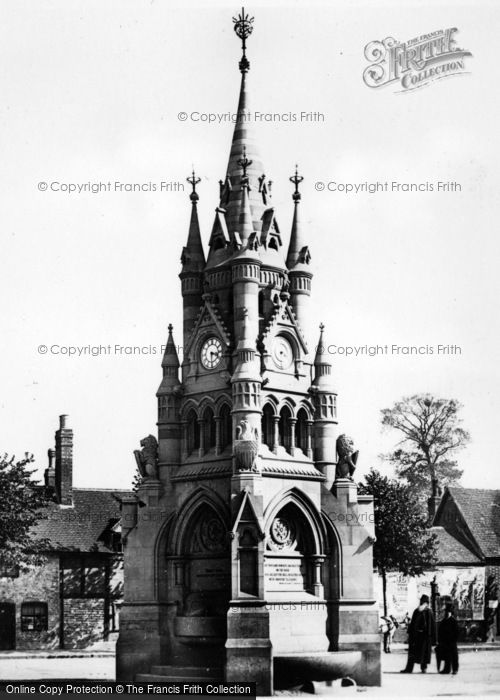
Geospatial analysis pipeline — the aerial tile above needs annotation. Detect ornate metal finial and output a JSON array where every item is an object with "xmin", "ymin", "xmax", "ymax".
[
  {"xmin": 233, "ymin": 7, "xmax": 254, "ymax": 73},
  {"xmin": 319, "ymin": 322, "xmax": 325, "ymax": 332},
  {"xmin": 168, "ymin": 323, "xmax": 173, "ymax": 333},
  {"xmin": 290, "ymin": 164, "xmax": 304, "ymax": 203},
  {"xmin": 238, "ymin": 146, "xmax": 252, "ymax": 189},
  {"xmin": 187, "ymin": 169, "xmax": 201, "ymax": 203}
]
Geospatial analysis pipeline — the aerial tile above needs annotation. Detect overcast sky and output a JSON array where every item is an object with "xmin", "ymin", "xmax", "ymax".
[{"xmin": 2, "ymin": 0, "xmax": 499, "ymax": 491}]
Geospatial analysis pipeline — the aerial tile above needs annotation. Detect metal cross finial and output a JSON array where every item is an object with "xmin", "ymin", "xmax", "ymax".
[
  {"xmin": 168, "ymin": 323, "xmax": 173, "ymax": 333},
  {"xmin": 233, "ymin": 7, "xmax": 254, "ymax": 73},
  {"xmin": 319, "ymin": 322, "xmax": 325, "ymax": 332},
  {"xmin": 187, "ymin": 169, "xmax": 201, "ymax": 203},
  {"xmin": 290, "ymin": 164, "xmax": 304, "ymax": 202}
]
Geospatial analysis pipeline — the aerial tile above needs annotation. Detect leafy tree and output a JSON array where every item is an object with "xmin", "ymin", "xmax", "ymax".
[
  {"xmin": 381, "ymin": 394, "xmax": 468, "ymax": 499},
  {"xmin": 359, "ymin": 469, "xmax": 437, "ymax": 615},
  {"xmin": 0, "ymin": 453, "xmax": 50, "ymax": 570}
]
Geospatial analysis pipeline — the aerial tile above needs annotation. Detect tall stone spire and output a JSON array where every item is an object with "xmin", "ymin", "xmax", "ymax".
[
  {"xmin": 286, "ymin": 166, "xmax": 308, "ymax": 268},
  {"xmin": 181, "ymin": 170, "xmax": 205, "ymax": 273},
  {"xmin": 180, "ymin": 172, "xmax": 205, "ymax": 351},
  {"xmin": 219, "ymin": 9, "xmax": 266, "ymax": 235}
]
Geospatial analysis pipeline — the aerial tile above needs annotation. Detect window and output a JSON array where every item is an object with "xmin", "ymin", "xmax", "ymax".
[
  {"xmin": 186, "ymin": 409, "xmax": 200, "ymax": 454},
  {"xmin": 21, "ymin": 602, "xmax": 48, "ymax": 632},
  {"xmin": 279, "ymin": 406, "xmax": 292, "ymax": 452},
  {"xmin": 296, "ymin": 408, "xmax": 309, "ymax": 454},
  {"xmin": 62, "ymin": 556, "xmax": 106, "ymax": 598},
  {"xmin": 203, "ymin": 407, "xmax": 216, "ymax": 450},
  {"xmin": 0, "ymin": 564, "xmax": 19, "ymax": 578},
  {"xmin": 219, "ymin": 404, "xmax": 232, "ymax": 451},
  {"xmin": 261, "ymin": 404, "xmax": 275, "ymax": 450}
]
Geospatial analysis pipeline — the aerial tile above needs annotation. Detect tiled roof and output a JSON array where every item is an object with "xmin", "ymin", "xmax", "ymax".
[
  {"xmin": 34, "ymin": 488, "xmax": 132, "ymax": 554},
  {"xmin": 447, "ymin": 487, "xmax": 500, "ymax": 559},
  {"xmin": 431, "ymin": 526, "xmax": 482, "ymax": 564}
]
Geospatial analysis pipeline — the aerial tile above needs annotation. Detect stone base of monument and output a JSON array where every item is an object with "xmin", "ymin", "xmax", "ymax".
[{"xmin": 273, "ymin": 651, "xmax": 363, "ymax": 689}]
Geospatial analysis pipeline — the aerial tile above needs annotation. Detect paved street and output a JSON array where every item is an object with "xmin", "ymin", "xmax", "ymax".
[
  {"xmin": 0, "ymin": 649, "xmax": 499, "ymax": 696},
  {"xmin": 0, "ymin": 654, "xmax": 115, "ymax": 681}
]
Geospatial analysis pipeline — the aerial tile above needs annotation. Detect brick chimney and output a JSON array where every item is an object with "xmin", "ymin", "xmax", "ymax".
[
  {"xmin": 55, "ymin": 414, "xmax": 73, "ymax": 505},
  {"xmin": 427, "ymin": 477, "xmax": 442, "ymax": 525},
  {"xmin": 44, "ymin": 448, "xmax": 56, "ymax": 489}
]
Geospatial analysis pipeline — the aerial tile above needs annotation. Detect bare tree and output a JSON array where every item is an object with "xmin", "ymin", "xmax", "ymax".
[{"xmin": 381, "ymin": 394, "xmax": 469, "ymax": 498}]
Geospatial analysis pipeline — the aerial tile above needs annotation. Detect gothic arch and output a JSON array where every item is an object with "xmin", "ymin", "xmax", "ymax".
[
  {"xmin": 276, "ymin": 396, "xmax": 297, "ymax": 416},
  {"xmin": 264, "ymin": 487, "xmax": 326, "ymax": 555},
  {"xmin": 214, "ymin": 393, "xmax": 232, "ymax": 413},
  {"xmin": 169, "ymin": 487, "xmax": 230, "ymax": 557},
  {"xmin": 218, "ymin": 402, "xmax": 232, "ymax": 451},
  {"xmin": 180, "ymin": 399, "xmax": 200, "ymax": 421},
  {"xmin": 198, "ymin": 396, "xmax": 216, "ymax": 415}
]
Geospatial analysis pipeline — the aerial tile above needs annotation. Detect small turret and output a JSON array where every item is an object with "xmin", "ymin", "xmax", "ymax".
[
  {"xmin": 286, "ymin": 166, "xmax": 312, "ymax": 335},
  {"xmin": 180, "ymin": 172, "xmax": 205, "ymax": 352},
  {"xmin": 156, "ymin": 324, "xmax": 182, "ymax": 465},
  {"xmin": 310, "ymin": 324, "xmax": 338, "ymax": 486}
]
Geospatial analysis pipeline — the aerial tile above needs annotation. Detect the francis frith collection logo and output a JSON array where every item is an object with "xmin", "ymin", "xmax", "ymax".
[{"xmin": 363, "ymin": 28, "xmax": 472, "ymax": 92}]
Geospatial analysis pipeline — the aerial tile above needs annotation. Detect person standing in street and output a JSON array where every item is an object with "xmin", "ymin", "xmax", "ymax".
[
  {"xmin": 400, "ymin": 594, "xmax": 436, "ymax": 673},
  {"xmin": 438, "ymin": 603, "xmax": 459, "ymax": 674}
]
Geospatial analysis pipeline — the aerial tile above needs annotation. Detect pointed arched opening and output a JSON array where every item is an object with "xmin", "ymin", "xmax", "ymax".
[
  {"xmin": 203, "ymin": 407, "xmax": 216, "ymax": 452},
  {"xmin": 219, "ymin": 403, "xmax": 232, "ymax": 452},
  {"xmin": 296, "ymin": 408, "xmax": 309, "ymax": 455},
  {"xmin": 186, "ymin": 409, "xmax": 200, "ymax": 454},
  {"xmin": 278, "ymin": 406, "xmax": 292, "ymax": 453},
  {"xmin": 262, "ymin": 403, "xmax": 275, "ymax": 451}
]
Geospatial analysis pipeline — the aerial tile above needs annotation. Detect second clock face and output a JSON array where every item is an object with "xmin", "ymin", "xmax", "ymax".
[
  {"xmin": 201, "ymin": 337, "xmax": 223, "ymax": 369},
  {"xmin": 272, "ymin": 336, "xmax": 293, "ymax": 370}
]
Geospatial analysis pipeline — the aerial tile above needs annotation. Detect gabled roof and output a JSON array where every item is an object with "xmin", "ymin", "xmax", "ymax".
[
  {"xmin": 34, "ymin": 488, "xmax": 132, "ymax": 554},
  {"xmin": 434, "ymin": 486, "xmax": 500, "ymax": 560},
  {"xmin": 446, "ymin": 487, "xmax": 500, "ymax": 559},
  {"xmin": 431, "ymin": 526, "xmax": 482, "ymax": 564}
]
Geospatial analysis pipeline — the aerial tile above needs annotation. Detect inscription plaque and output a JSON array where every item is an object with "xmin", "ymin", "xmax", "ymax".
[
  {"xmin": 190, "ymin": 558, "xmax": 230, "ymax": 591},
  {"xmin": 265, "ymin": 557, "xmax": 306, "ymax": 591}
]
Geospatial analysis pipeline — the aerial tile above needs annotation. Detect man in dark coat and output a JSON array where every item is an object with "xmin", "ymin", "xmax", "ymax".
[
  {"xmin": 437, "ymin": 603, "xmax": 459, "ymax": 674},
  {"xmin": 400, "ymin": 594, "xmax": 435, "ymax": 673}
]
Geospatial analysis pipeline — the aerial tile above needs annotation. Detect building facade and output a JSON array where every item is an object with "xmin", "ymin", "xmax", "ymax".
[
  {"xmin": 378, "ymin": 486, "xmax": 500, "ymax": 642},
  {"xmin": 0, "ymin": 416, "xmax": 130, "ymax": 651},
  {"xmin": 117, "ymin": 11, "xmax": 381, "ymax": 694}
]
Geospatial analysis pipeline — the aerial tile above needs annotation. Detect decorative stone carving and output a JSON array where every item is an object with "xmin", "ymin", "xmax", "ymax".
[
  {"xmin": 270, "ymin": 516, "xmax": 295, "ymax": 550},
  {"xmin": 201, "ymin": 517, "xmax": 226, "ymax": 551},
  {"xmin": 234, "ymin": 419, "xmax": 259, "ymax": 472},
  {"xmin": 335, "ymin": 434, "xmax": 359, "ymax": 481},
  {"xmin": 133, "ymin": 434, "xmax": 159, "ymax": 480}
]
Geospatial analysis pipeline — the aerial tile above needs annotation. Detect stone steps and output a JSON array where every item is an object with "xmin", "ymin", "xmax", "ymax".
[{"xmin": 136, "ymin": 666, "xmax": 223, "ymax": 683}]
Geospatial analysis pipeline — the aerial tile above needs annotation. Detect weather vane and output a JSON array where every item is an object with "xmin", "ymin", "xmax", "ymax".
[
  {"xmin": 290, "ymin": 165, "xmax": 304, "ymax": 202},
  {"xmin": 233, "ymin": 7, "xmax": 254, "ymax": 73},
  {"xmin": 187, "ymin": 169, "xmax": 201, "ymax": 203}
]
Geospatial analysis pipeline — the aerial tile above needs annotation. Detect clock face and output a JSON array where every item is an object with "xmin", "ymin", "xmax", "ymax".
[
  {"xmin": 201, "ymin": 337, "xmax": 223, "ymax": 369},
  {"xmin": 272, "ymin": 336, "xmax": 293, "ymax": 370}
]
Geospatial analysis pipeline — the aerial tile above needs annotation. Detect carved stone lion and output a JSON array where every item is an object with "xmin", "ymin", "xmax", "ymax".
[
  {"xmin": 134, "ymin": 434, "xmax": 159, "ymax": 480},
  {"xmin": 335, "ymin": 434, "xmax": 359, "ymax": 481}
]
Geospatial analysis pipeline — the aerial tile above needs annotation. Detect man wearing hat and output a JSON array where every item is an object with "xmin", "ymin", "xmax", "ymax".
[
  {"xmin": 437, "ymin": 603, "xmax": 459, "ymax": 674},
  {"xmin": 400, "ymin": 594, "xmax": 436, "ymax": 673}
]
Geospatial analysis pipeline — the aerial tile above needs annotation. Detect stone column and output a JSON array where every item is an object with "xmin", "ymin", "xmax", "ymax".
[
  {"xmin": 306, "ymin": 420, "xmax": 313, "ymax": 459},
  {"xmin": 198, "ymin": 418, "xmax": 205, "ymax": 458},
  {"xmin": 214, "ymin": 416, "xmax": 222, "ymax": 456},
  {"xmin": 272, "ymin": 416, "xmax": 280, "ymax": 454},
  {"xmin": 289, "ymin": 418, "xmax": 297, "ymax": 456}
]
